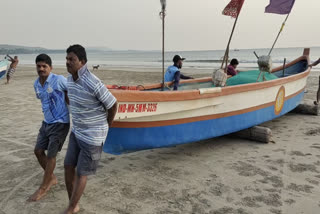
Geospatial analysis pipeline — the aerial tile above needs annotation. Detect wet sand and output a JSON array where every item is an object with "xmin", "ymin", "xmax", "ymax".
[{"xmin": 0, "ymin": 65, "xmax": 320, "ymax": 214}]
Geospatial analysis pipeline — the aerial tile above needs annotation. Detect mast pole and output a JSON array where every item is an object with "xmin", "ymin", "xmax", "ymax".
[
  {"xmin": 220, "ymin": 14, "xmax": 240, "ymax": 72},
  {"xmin": 268, "ymin": 13, "xmax": 290, "ymax": 56},
  {"xmin": 160, "ymin": 0, "xmax": 166, "ymax": 91},
  {"xmin": 161, "ymin": 11, "xmax": 165, "ymax": 90}
]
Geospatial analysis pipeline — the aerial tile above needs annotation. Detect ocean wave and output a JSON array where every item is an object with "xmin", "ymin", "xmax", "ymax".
[{"xmin": 157, "ymin": 59, "xmax": 293, "ymax": 64}]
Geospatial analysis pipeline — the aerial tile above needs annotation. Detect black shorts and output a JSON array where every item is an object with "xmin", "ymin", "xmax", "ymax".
[
  {"xmin": 64, "ymin": 132, "xmax": 103, "ymax": 176},
  {"xmin": 35, "ymin": 122, "xmax": 70, "ymax": 158}
]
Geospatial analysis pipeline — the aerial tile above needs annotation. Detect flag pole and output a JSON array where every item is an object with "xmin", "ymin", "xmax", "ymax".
[
  {"xmin": 268, "ymin": 13, "xmax": 290, "ymax": 56},
  {"xmin": 160, "ymin": 0, "xmax": 166, "ymax": 91},
  {"xmin": 220, "ymin": 14, "xmax": 240, "ymax": 72}
]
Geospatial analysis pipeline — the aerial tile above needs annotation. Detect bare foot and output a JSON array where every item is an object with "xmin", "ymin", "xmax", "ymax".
[
  {"xmin": 27, "ymin": 175, "xmax": 58, "ymax": 202},
  {"xmin": 73, "ymin": 204, "xmax": 80, "ymax": 213},
  {"xmin": 28, "ymin": 187, "xmax": 48, "ymax": 201},
  {"xmin": 314, "ymin": 101, "xmax": 319, "ymax": 105},
  {"xmin": 61, "ymin": 209, "xmax": 73, "ymax": 214},
  {"xmin": 50, "ymin": 175, "xmax": 58, "ymax": 186},
  {"xmin": 61, "ymin": 204, "xmax": 79, "ymax": 214}
]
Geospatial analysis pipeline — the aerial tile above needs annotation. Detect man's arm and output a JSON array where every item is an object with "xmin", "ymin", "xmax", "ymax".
[
  {"xmin": 173, "ymin": 71, "xmax": 181, "ymax": 90},
  {"xmin": 64, "ymin": 91, "xmax": 70, "ymax": 105},
  {"xmin": 34, "ymin": 82, "xmax": 41, "ymax": 99},
  {"xmin": 227, "ymin": 66, "xmax": 237, "ymax": 76},
  {"xmin": 107, "ymin": 102, "xmax": 117, "ymax": 127},
  {"xmin": 6, "ymin": 55, "xmax": 13, "ymax": 61},
  {"xmin": 93, "ymin": 81, "xmax": 117, "ymax": 124},
  {"xmin": 310, "ymin": 58, "xmax": 320, "ymax": 67},
  {"xmin": 58, "ymin": 76, "xmax": 69, "ymax": 105},
  {"xmin": 180, "ymin": 73, "xmax": 193, "ymax": 79}
]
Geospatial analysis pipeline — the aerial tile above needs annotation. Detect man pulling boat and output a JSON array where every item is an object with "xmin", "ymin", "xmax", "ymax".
[
  {"xmin": 5, "ymin": 54, "xmax": 19, "ymax": 84},
  {"xmin": 309, "ymin": 58, "xmax": 320, "ymax": 105}
]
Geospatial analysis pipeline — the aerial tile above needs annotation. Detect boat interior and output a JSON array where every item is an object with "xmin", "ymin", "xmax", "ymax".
[{"xmin": 107, "ymin": 57, "xmax": 309, "ymax": 92}]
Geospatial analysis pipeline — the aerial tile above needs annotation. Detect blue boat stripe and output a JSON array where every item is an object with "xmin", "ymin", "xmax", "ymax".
[{"xmin": 103, "ymin": 91, "xmax": 304, "ymax": 155}]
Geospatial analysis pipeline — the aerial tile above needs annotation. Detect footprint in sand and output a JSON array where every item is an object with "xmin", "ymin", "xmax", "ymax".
[
  {"xmin": 306, "ymin": 178, "xmax": 319, "ymax": 185},
  {"xmin": 284, "ymin": 198, "xmax": 296, "ymax": 205},
  {"xmin": 286, "ymin": 183, "xmax": 314, "ymax": 193},
  {"xmin": 241, "ymin": 193, "xmax": 282, "ymax": 208},
  {"xmin": 311, "ymin": 145, "xmax": 320, "ymax": 150},
  {"xmin": 264, "ymin": 188, "xmax": 281, "ymax": 193},
  {"xmin": 209, "ymin": 183, "xmax": 230, "ymax": 197},
  {"xmin": 272, "ymin": 149, "xmax": 286, "ymax": 153},
  {"xmin": 210, "ymin": 207, "xmax": 249, "ymax": 214},
  {"xmin": 258, "ymin": 175, "xmax": 284, "ymax": 188},
  {"xmin": 269, "ymin": 208, "xmax": 282, "ymax": 214},
  {"xmin": 288, "ymin": 163, "xmax": 319, "ymax": 173},
  {"xmin": 305, "ymin": 128, "xmax": 320, "ymax": 136},
  {"xmin": 231, "ymin": 161, "xmax": 268, "ymax": 177},
  {"xmin": 265, "ymin": 159, "xmax": 285, "ymax": 167},
  {"xmin": 290, "ymin": 151, "xmax": 306, "ymax": 156}
]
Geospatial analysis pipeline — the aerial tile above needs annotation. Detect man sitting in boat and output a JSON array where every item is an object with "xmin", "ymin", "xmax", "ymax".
[
  {"xmin": 227, "ymin": 58, "xmax": 239, "ymax": 76},
  {"xmin": 164, "ymin": 55, "xmax": 193, "ymax": 90},
  {"xmin": 309, "ymin": 58, "xmax": 320, "ymax": 105}
]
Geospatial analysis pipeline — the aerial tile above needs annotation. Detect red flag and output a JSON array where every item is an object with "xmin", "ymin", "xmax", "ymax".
[{"xmin": 222, "ymin": 0, "xmax": 245, "ymax": 18}]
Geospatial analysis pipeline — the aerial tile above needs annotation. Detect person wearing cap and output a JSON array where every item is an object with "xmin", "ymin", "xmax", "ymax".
[{"xmin": 164, "ymin": 55, "xmax": 193, "ymax": 90}]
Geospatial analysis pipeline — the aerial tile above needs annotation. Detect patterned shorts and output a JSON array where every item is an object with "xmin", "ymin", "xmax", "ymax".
[{"xmin": 7, "ymin": 68, "xmax": 15, "ymax": 77}]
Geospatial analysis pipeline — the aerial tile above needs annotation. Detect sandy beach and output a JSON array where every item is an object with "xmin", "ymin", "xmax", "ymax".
[{"xmin": 0, "ymin": 65, "xmax": 320, "ymax": 214}]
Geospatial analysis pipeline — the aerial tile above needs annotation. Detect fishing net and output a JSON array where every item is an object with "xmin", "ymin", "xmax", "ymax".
[{"xmin": 226, "ymin": 70, "xmax": 278, "ymax": 86}]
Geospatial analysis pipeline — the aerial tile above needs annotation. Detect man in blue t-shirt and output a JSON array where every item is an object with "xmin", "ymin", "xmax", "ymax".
[
  {"xmin": 164, "ymin": 55, "xmax": 193, "ymax": 90},
  {"xmin": 28, "ymin": 54, "xmax": 70, "ymax": 202}
]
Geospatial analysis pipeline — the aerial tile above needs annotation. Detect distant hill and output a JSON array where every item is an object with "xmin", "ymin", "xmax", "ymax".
[
  {"xmin": 0, "ymin": 44, "xmax": 63, "ymax": 54},
  {"xmin": 86, "ymin": 46, "xmax": 113, "ymax": 52},
  {"xmin": 0, "ymin": 44, "xmax": 46, "ymax": 50},
  {"xmin": 0, "ymin": 44, "xmax": 113, "ymax": 54}
]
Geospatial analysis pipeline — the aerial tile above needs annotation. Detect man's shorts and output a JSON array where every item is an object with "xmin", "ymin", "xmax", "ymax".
[
  {"xmin": 35, "ymin": 122, "xmax": 70, "ymax": 158},
  {"xmin": 6, "ymin": 68, "xmax": 15, "ymax": 77},
  {"xmin": 64, "ymin": 132, "xmax": 103, "ymax": 176}
]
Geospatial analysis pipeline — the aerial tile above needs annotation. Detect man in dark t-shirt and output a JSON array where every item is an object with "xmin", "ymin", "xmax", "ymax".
[
  {"xmin": 227, "ymin": 58, "xmax": 239, "ymax": 76},
  {"xmin": 309, "ymin": 58, "xmax": 320, "ymax": 105}
]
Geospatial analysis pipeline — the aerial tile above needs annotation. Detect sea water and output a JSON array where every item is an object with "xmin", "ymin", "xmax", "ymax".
[{"xmin": 1, "ymin": 47, "xmax": 320, "ymax": 71}]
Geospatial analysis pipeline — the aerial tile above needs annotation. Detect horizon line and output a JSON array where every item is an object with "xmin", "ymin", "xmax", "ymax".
[{"xmin": 0, "ymin": 44, "xmax": 319, "ymax": 53}]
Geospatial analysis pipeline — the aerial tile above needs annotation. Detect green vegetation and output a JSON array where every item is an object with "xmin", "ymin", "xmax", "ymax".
[
  {"xmin": 0, "ymin": 44, "xmax": 112, "ymax": 54},
  {"xmin": 0, "ymin": 44, "xmax": 64, "ymax": 54}
]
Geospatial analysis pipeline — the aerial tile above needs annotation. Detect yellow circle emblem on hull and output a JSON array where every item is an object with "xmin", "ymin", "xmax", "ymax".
[{"xmin": 275, "ymin": 86, "xmax": 285, "ymax": 115}]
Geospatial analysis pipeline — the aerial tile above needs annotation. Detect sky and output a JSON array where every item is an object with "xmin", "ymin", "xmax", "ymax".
[{"xmin": 1, "ymin": 0, "xmax": 319, "ymax": 51}]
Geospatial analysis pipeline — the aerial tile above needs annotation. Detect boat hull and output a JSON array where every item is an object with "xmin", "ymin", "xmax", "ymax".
[
  {"xmin": 104, "ymin": 89, "xmax": 304, "ymax": 154},
  {"xmin": 0, "ymin": 60, "xmax": 8, "ymax": 79},
  {"xmin": 103, "ymin": 51, "xmax": 310, "ymax": 155}
]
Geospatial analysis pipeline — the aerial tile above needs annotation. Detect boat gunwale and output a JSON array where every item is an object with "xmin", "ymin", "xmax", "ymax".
[
  {"xmin": 112, "ymin": 87, "xmax": 305, "ymax": 128},
  {"xmin": 109, "ymin": 54, "xmax": 310, "ymax": 102}
]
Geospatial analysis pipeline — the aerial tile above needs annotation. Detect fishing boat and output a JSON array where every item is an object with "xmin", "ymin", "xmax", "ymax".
[
  {"xmin": 103, "ymin": 48, "xmax": 310, "ymax": 154},
  {"xmin": 0, "ymin": 60, "xmax": 9, "ymax": 79}
]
